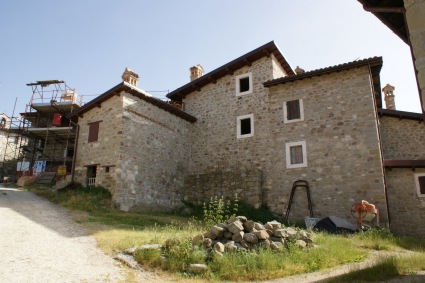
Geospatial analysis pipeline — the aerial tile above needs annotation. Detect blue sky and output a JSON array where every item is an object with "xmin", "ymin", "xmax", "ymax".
[{"xmin": 0, "ymin": 0, "xmax": 420, "ymax": 115}]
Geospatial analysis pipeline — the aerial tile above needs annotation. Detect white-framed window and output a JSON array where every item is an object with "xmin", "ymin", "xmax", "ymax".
[
  {"xmin": 283, "ymin": 99, "xmax": 304, "ymax": 123},
  {"xmin": 285, "ymin": 141, "xmax": 307, "ymax": 168},
  {"xmin": 414, "ymin": 173, "xmax": 425, "ymax": 197},
  {"xmin": 235, "ymin": 72, "xmax": 253, "ymax": 96},
  {"xmin": 237, "ymin": 114, "xmax": 254, "ymax": 139}
]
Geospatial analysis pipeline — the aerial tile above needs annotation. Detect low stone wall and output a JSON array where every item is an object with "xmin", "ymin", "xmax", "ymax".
[{"xmin": 183, "ymin": 169, "xmax": 263, "ymax": 208}]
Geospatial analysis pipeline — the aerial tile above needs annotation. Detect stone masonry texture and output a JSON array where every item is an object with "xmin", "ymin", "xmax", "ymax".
[
  {"xmin": 379, "ymin": 116, "xmax": 425, "ymax": 160},
  {"xmin": 119, "ymin": 93, "xmax": 191, "ymax": 211},
  {"xmin": 75, "ymin": 91, "xmax": 191, "ymax": 211},
  {"xmin": 182, "ymin": 56, "xmax": 388, "ymax": 225},
  {"xmin": 379, "ymin": 116, "xmax": 425, "ymax": 236},
  {"xmin": 385, "ymin": 168, "xmax": 425, "ymax": 237}
]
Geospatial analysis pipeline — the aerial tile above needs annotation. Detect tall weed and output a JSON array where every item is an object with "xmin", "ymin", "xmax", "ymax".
[{"xmin": 202, "ymin": 195, "xmax": 238, "ymax": 227}]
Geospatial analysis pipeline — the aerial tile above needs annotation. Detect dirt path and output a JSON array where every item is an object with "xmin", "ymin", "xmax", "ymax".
[{"xmin": 0, "ymin": 185, "xmax": 126, "ymax": 283}]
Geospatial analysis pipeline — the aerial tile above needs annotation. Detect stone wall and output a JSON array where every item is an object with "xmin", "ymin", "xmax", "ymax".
[
  {"xmin": 184, "ymin": 169, "xmax": 263, "ymax": 208},
  {"xmin": 0, "ymin": 130, "xmax": 9, "ymax": 164},
  {"xmin": 74, "ymin": 94, "xmax": 123, "ymax": 200},
  {"xmin": 184, "ymin": 55, "xmax": 284, "ymax": 174},
  {"xmin": 379, "ymin": 109, "xmax": 425, "ymax": 236},
  {"xmin": 379, "ymin": 116, "xmax": 425, "ymax": 160},
  {"xmin": 267, "ymin": 67, "xmax": 387, "ymax": 223},
  {"xmin": 119, "ymin": 93, "xmax": 191, "ymax": 211},
  {"xmin": 404, "ymin": 0, "xmax": 425, "ymax": 111},
  {"xmin": 183, "ymin": 55, "xmax": 387, "ymax": 224},
  {"xmin": 385, "ymin": 168, "xmax": 425, "ymax": 237}
]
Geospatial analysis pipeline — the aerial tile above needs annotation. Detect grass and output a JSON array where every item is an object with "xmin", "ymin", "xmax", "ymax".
[
  {"xmin": 324, "ymin": 253, "xmax": 425, "ymax": 282},
  {"xmin": 25, "ymin": 183, "xmax": 425, "ymax": 282}
]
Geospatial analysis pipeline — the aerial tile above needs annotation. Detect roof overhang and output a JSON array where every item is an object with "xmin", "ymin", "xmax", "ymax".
[
  {"xmin": 378, "ymin": 108, "xmax": 424, "ymax": 121},
  {"xmin": 166, "ymin": 41, "xmax": 295, "ymax": 102},
  {"xmin": 384, "ymin": 159, "xmax": 425, "ymax": 169},
  {"xmin": 69, "ymin": 82, "xmax": 197, "ymax": 123},
  {"xmin": 357, "ymin": 0, "xmax": 408, "ymax": 43}
]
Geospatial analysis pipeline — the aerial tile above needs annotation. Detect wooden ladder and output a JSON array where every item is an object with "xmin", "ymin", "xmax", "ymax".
[{"xmin": 284, "ymin": 180, "xmax": 314, "ymax": 222}]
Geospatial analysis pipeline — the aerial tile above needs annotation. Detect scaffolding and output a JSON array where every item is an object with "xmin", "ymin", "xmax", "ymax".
[{"xmin": 1, "ymin": 80, "xmax": 82, "ymax": 182}]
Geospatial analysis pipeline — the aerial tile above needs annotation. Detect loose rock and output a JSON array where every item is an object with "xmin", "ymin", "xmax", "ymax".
[
  {"xmin": 214, "ymin": 242, "xmax": 225, "ymax": 253},
  {"xmin": 189, "ymin": 264, "xmax": 208, "ymax": 273},
  {"xmin": 227, "ymin": 221, "xmax": 244, "ymax": 234},
  {"xmin": 243, "ymin": 233, "xmax": 259, "ymax": 244},
  {"xmin": 192, "ymin": 234, "xmax": 204, "ymax": 246},
  {"xmin": 116, "ymin": 253, "xmax": 139, "ymax": 269}
]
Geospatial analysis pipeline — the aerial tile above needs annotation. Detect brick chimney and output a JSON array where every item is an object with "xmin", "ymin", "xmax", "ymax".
[
  {"xmin": 122, "ymin": 67, "xmax": 139, "ymax": 87},
  {"xmin": 190, "ymin": 64, "xmax": 204, "ymax": 81},
  {"xmin": 382, "ymin": 83, "xmax": 396, "ymax": 110}
]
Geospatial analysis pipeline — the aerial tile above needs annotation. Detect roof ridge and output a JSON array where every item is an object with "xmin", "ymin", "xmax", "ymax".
[
  {"xmin": 264, "ymin": 56, "xmax": 383, "ymax": 86},
  {"xmin": 167, "ymin": 41, "xmax": 294, "ymax": 101}
]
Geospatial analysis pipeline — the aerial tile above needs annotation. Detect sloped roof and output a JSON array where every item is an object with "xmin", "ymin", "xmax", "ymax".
[
  {"xmin": 357, "ymin": 0, "xmax": 407, "ymax": 43},
  {"xmin": 69, "ymin": 82, "xmax": 196, "ymax": 123},
  {"xmin": 378, "ymin": 108, "xmax": 424, "ymax": 121},
  {"xmin": 166, "ymin": 41, "xmax": 295, "ymax": 101},
  {"xmin": 263, "ymin": 57, "xmax": 384, "ymax": 108}
]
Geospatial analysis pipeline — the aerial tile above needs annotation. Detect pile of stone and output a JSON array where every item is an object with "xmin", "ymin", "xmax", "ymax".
[{"xmin": 192, "ymin": 216, "xmax": 315, "ymax": 255}]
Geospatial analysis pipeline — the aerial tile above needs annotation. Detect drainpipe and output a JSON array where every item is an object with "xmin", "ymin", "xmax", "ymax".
[{"xmin": 71, "ymin": 124, "xmax": 80, "ymax": 183}]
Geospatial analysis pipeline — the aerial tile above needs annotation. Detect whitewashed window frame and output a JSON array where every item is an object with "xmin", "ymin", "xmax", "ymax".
[
  {"xmin": 283, "ymin": 98, "xmax": 304, "ymax": 124},
  {"xmin": 285, "ymin": 141, "xmax": 307, "ymax": 169},
  {"xmin": 237, "ymin": 114, "xmax": 254, "ymax": 139},
  {"xmin": 235, "ymin": 72, "xmax": 253, "ymax": 96},
  {"xmin": 414, "ymin": 173, "xmax": 425, "ymax": 197}
]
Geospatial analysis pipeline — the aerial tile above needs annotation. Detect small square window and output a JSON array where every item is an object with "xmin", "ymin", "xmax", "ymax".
[
  {"xmin": 236, "ymin": 72, "xmax": 253, "ymax": 96},
  {"xmin": 284, "ymin": 99, "xmax": 304, "ymax": 123},
  {"xmin": 286, "ymin": 141, "xmax": 307, "ymax": 168},
  {"xmin": 237, "ymin": 114, "xmax": 254, "ymax": 139},
  {"xmin": 414, "ymin": 173, "xmax": 425, "ymax": 197},
  {"xmin": 105, "ymin": 166, "xmax": 110, "ymax": 173}
]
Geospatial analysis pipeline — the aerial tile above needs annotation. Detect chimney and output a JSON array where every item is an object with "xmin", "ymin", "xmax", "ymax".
[
  {"xmin": 294, "ymin": 66, "xmax": 305, "ymax": 75},
  {"xmin": 122, "ymin": 67, "xmax": 139, "ymax": 87},
  {"xmin": 382, "ymin": 83, "xmax": 396, "ymax": 110},
  {"xmin": 190, "ymin": 64, "xmax": 204, "ymax": 81}
]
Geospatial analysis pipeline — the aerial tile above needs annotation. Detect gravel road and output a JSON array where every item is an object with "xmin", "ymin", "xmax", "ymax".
[{"xmin": 0, "ymin": 185, "xmax": 125, "ymax": 283}]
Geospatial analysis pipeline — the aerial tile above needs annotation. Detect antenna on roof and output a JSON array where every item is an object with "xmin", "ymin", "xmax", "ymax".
[{"xmin": 353, "ymin": 57, "xmax": 360, "ymax": 61}]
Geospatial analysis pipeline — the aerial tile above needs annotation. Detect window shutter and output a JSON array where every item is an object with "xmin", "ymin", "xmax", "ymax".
[
  {"xmin": 88, "ymin": 121, "xmax": 100, "ymax": 142},
  {"xmin": 287, "ymin": 100, "xmax": 300, "ymax": 120},
  {"xmin": 419, "ymin": 176, "xmax": 425, "ymax": 195},
  {"xmin": 290, "ymin": 145, "xmax": 303, "ymax": 165}
]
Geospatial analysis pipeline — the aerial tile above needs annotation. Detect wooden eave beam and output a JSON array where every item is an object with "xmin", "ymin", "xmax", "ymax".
[
  {"xmin": 363, "ymin": 6, "xmax": 405, "ymax": 13},
  {"xmin": 225, "ymin": 67, "xmax": 234, "ymax": 75},
  {"xmin": 263, "ymin": 49, "xmax": 271, "ymax": 57},
  {"xmin": 243, "ymin": 58, "xmax": 252, "ymax": 67},
  {"xmin": 192, "ymin": 84, "xmax": 201, "ymax": 92},
  {"xmin": 208, "ymin": 75, "xmax": 217, "ymax": 84}
]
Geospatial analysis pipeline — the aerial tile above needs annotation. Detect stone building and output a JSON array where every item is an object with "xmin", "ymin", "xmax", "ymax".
[
  {"xmin": 0, "ymin": 114, "xmax": 12, "ymax": 178},
  {"xmin": 70, "ymin": 69, "xmax": 196, "ymax": 211},
  {"xmin": 70, "ymin": 41, "xmax": 425, "ymax": 236},
  {"xmin": 0, "ymin": 113, "xmax": 25, "ymax": 180},
  {"xmin": 378, "ymin": 108, "xmax": 425, "ymax": 236}
]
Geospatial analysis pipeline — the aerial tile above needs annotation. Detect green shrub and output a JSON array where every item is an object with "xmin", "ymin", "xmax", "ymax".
[{"xmin": 202, "ymin": 195, "xmax": 238, "ymax": 227}]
